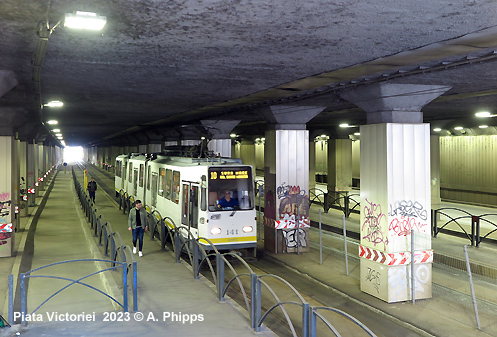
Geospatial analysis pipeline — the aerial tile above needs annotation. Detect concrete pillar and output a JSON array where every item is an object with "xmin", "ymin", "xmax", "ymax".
[
  {"xmin": 138, "ymin": 145, "xmax": 147, "ymax": 153},
  {"xmin": 309, "ymin": 139, "xmax": 316, "ymax": 192},
  {"xmin": 201, "ymin": 120, "xmax": 240, "ymax": 158},
  {"xmin": 262, "ymin": 105, "xmax": 325, "ymax": 253},
  {"xmin": 327, "ymin": 138, "xmax": 352, "ymax": 200},
  {"xmin": 18, "ymin": 141, "xmax": 28, "ymax": 217},
  {"xmin": 430, "ymin": 135, "xmax": 441, "ymax": 211},
  {"xmin": 0, "ymin": 136, "xmax": 16, "ymax": 257},
  {"xmin": 341, "ymin": 83, "xmax": 449, "ymax": 303},
  {"xmin": 147, "ymin": 144, "xmax": 161, "ymax": 153},
  {"xmin": 27, "ymin": 142, "xmax": 37, "ymax": 204},
  {"xmin": 239, "ymin": 140, "xmax": 256, "ymax": 167}
]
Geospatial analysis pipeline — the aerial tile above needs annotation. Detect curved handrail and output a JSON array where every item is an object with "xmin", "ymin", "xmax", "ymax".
[
  {"xmin": 28, "ymin": 265, "xmax": 125, "ymax": 314},
  {"xmin": 258, "ymin": 274, "xmax": 306, "ymax": 304},
  {"xmin": 258, "ymin": 301, "xmax": 303, "ymax": 335},
  {"xmin": 312, "ymin": 306, "xmax": 378, "ymax": 337}
]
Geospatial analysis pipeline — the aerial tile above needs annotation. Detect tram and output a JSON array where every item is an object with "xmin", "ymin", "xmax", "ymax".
[{"xmin": 115, "ymin": 152, "xmax": 257, "ymax": 253}]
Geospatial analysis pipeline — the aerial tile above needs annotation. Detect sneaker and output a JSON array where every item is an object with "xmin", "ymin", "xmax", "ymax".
[
  {"xmin": 132, "ymin": 247, "xmax": 137, "ymax": 254},
  {"xmin": 139, "ymin": 251, "xmax": 143, "ymax": 257}
]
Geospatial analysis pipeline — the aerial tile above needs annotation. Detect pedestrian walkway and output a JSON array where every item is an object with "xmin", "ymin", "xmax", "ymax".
[{"xmin": 1, "ymin": 167, "xmax": 275, "ymax": 337}]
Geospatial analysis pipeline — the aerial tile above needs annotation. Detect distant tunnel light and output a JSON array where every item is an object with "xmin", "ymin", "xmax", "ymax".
[
  {"xmin": 454, "ymin": 126, "xmax": 464, "ymax": 130},
  {"xmin": 52, "ymin": 129, "xmax": 61, "ymax": 133},
  {"xmin": 479, "ymin": 125, "xmax": 489, "ymax": 129},
  {"xmin": 64, "ymin": 11, "xmax": 107, "ymax": 31},
  {"xmin": 47, "ymin": 120, "xmax": 58, "ymax": 125},
  {"xmin": 433, "ymin": 128, "xmax": 442, "ymax": 132},
  {"xmin": 44, "ymin": 100, "xmax": 63, "ymax": 107}
]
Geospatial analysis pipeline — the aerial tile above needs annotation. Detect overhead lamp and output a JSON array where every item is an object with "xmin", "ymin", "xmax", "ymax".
[
  {"xmin": 44, "ymin": 100, "xmax": 63, "ymax": 107},
  {"xmin": 479, "ymin": 125, "xmax": 489, "ymax": 129},
  {"xmin": 433, "ymin": 128, "xmax": 442, "ymax": 132},
  {"xmin": 354, "ymin": 132, "xmax": 360, "ymax": 136},
  {"xmin": 454, "ymin": 126, "xmax": 464, "ymax": 130},
  {"xmin": 475, "ymin": 111, "xmax": 493, "ymax": 118},
  {"xmin": 200, "ymin": 136, "xmax": 206, "ymax": 140},
  {"xmin": 64, "ymin": 11, "xmax": 107, "ymax": 31},
  {"xmin": 52, "ymin": 128, "xmax": 61, "ymax": 133},
  {"xmin": 55, "ymin": 133, "xmax": 62, "ymax": 137},
  {"xmin": 339, "ymin": 123, "xmax": 351, "ymax": 128},
  {"xmin": 57, "ymin": 136, "xmax": 63, "ymax": 140},
  {"xmin": 230, "ymin": 134, "xmax": 237, "ymax": 138},
  {"xmin": 47, "ymin": 120, "xmax": 58, "ymax": 125}
]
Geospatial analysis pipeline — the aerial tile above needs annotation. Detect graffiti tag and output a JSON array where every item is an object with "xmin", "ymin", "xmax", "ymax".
[
  {"xmin": 362, "ymin": 199, "xmax": 388, "ymax": 250},
  {"xmin": 0, "ymin": 200, "xmax": 11, "ymax": 217},
  {"xmin": 276, "ymin": 183, "xmax": 306, "ymax": 200},
  {"xmin": 282, "ymin": 228, "xmax": 307, "ymax": 249},
  {"xmin": 389, "ymin": 216, "xmax": 428, "ymax": 236},
  {"xmin": 388, "ymin": 200, "xmax": 427, "ymax": 220},
  {"xmin": 0, "ymin": 192, "xmax": 10, "ymax": 201},
  {"xmin": 365, "ymin": 267, "xmax": 381, "ymax": 294}
]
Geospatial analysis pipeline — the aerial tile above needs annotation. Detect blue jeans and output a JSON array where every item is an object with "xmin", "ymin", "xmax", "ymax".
[
  {"xmin": 132, "ymin": 226, "xmax": 145, "ymax": 251},
  {"xmin": 89, "ymin": 191, "xmax": 95, "ymax": 202}
]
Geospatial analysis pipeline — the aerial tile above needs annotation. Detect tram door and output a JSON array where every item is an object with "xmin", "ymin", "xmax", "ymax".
[{"xmin": 181, "ymin": 183, "xmax": 199, "ymax": 235}]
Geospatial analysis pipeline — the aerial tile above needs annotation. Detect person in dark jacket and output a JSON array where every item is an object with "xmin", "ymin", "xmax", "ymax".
[
  {"xmin": 128, "ymin": 200, "xmax": 148, "ymax": 257},
  {"xmin": 87, "ymin": 177, "xmax": 97, "ymax": 203}
]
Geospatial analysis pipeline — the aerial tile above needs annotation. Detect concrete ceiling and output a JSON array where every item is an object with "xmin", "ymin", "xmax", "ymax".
[{"xmin": 2, "ymin": 0, "xmax": 497, "ymax": 146}]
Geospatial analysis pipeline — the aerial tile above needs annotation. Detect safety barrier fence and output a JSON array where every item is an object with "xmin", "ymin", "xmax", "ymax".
[
  {"xmin": 432, "ymin": 208, "xmax": 497, "ymax": 246},
  {"xmin": 151, "ymin": 215, "xmax": 377, "ymax": 337},
  {"xmin": 72, "ymin": 168, "xmax": 138, "ymax": 312}
]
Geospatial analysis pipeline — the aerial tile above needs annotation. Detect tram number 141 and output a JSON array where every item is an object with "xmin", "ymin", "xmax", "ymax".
[{"xmin": 227, "ymin": 229, "xmax": 238, "ymax": 235}]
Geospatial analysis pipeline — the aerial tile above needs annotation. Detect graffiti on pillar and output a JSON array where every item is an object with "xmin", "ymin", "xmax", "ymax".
[
  {"xmin": 0, "ymin": 232, "xmax": 11, "ymax": 252},
  {"xmin": 362, "ymin": 199, "xmax": 388, "ymax": 250},
  {"xmin": 282, "ymin": 228, "xmax": 307, "ymax": 249},
  {"xmin": 0, "ymin": 192, "xmax": 11, "ymax": 219},
  {"xmin": 388, "ymin": 200, "xmax": 428, "ymax": 236},
  {"xmin": 388, "ymin": 200, "xmax": 427, "ymax": 220},
  {"xmin": 277, "ymin": 184, "xmax": 309, "ymax": 227},
  {"xmin": 388, "ymin": 264, "xmax": 431, "ymax": 302},
  {"xmin": 365, "ymin": 267, "xmax": 381, "ymax": 294}
]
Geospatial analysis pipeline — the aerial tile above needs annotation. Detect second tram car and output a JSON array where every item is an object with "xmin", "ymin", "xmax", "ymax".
[{"xmin": 115, "ymin": 153, "xmax": 257, "ymax": 253}]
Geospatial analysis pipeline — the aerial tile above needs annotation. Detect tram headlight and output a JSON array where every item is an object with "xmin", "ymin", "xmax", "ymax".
[
  {"xmin": 242, "ymin": 226, "xmax": 253, "ymax": 233},
  {"xmin": 211, "ymin": 227, "xmax": 222, "ymax": 235}
]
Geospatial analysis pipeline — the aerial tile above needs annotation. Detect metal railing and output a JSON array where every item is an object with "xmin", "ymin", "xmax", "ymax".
[
  {"xmin": 72, "ymin": 168, "xmax": 138, "ymax": 311},
  {"xmin": 432, "ymin": 208, "xmax": 497, "ymax": 246},
  {"xmin": 12, "ymin": 258, "xmax": 134, "ymax": 324}
]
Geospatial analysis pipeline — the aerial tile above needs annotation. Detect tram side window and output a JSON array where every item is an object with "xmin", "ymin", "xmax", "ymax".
[
  {"xmin": 128, "ymin": 162, "xmax": 133, "ymax": 181},
  {"xmin": 172, "ymin": 171, "xmax": 180, "ymax": 204},
  {"xmin": 165, "ymin": 169, "xmax": 172, "ymax": 200},
  {"xmin": 151, "ymin": 172, "xmax": 158, "ymax": 207},
  {"xmin": 191, "ymin": 186, "xmax": 198, "ymax": 229},
  {"xmin": 158, "ymin": 168, "xmax": 165, "ymax": 197},
  {"xmin": 123, "ymin": 162, "xmax": 128, "ymax": 181},
  {"xmin": 139, "ymin": 164, "xmax": 144, "ymax": 187},
  {"xmin": 133, "ymin": 169, "xmax": 138, "ymax": 195},
  {"xmin": 116, "ymin": 161, "xmax": 121, "ymax": 177},
  {"xmin": 146, "ymin": 166, "xmax": 151, "ymax": 190}
]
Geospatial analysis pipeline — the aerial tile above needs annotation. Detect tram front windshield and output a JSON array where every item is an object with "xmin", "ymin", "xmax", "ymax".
[{"xmin": 208, "ymin": 167, "xmax": 254, "ymax": 211}]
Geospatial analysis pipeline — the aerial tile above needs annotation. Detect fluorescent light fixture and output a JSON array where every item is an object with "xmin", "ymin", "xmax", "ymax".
[
  {"xmin": 64, "ymin": 11, "xmax": 107, "ymax": 31},
  {"xmin": 454, "ymin": 127, "xmax": 463, "ymax": 130},
  {"xmin": 354, "ymin": 132, "xmax": 360, "ymax": 136},
  {"xmin": 52, "ymin": 129, "xmax": 61, "ymax": 133},
  {"xmin": 200, "ymin": 136, "xmax": 205, "ymax": 140},
  {"xmin": 47, "ymin": 120, "xmax": 58, "ymax": 125},
  {"xmin": 55, "ymin": 133, "xmax": 62, "ymax": 137},
  {"xmin": 479, "ymin": 125, "xmax": 489, "ymax": 129},
  {"xmin": 475, "ymin": 111, "xmax": 492, "ymax": 118},
  {"xmin": 433, "ymin": 128, "xmax": 442, "ymax": 132},
  {"xmin": 44, "ymin": 100, "xmax": 63, "ymax": 107},
  {"xmin": 339, "ymin": 123, "xmax": 350, "ymax": 128},
  {"xmin": 230, "ymin": 133, "xmax": 237, "ymax": 138}
]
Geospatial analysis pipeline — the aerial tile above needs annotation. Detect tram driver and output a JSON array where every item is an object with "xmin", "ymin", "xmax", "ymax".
[{"xmin": 217, "ymin": 190, "xmax": 239, "ymax": 209}]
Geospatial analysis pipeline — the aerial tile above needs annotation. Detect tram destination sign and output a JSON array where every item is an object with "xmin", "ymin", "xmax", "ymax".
[{"xmin": 210, "ymin": 168, "xmax": 249, "ymax": 180}]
